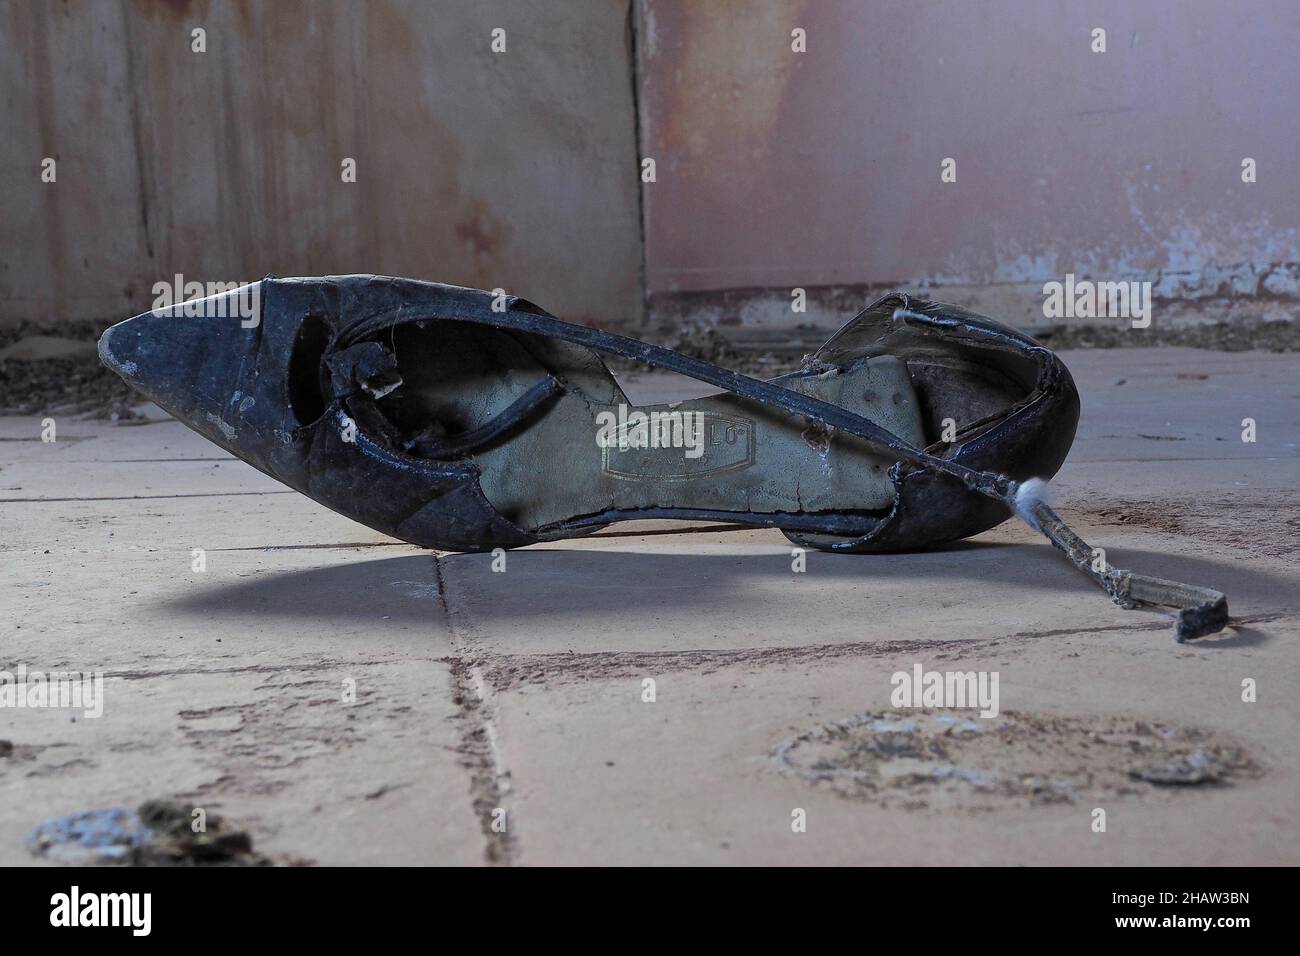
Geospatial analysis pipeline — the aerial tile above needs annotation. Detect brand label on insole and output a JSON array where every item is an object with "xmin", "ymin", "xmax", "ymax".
[{"xmin": 598, "ymin": 408, "xmax": 755, "ymax": 481}]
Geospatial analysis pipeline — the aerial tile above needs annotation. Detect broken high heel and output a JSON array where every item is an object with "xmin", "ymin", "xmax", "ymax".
[{"xmin": 98, "ymin": 274, "xmax": 1228, "ymax": 640}]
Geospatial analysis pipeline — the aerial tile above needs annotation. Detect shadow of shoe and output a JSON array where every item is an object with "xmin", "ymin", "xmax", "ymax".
[
  {"xmin": 161, "ymin": 530, "xmax": 1295, "ymax": 653},
  {"xmin": 167, "ymin": 553, "xmax": 438, "ymax": 625}
]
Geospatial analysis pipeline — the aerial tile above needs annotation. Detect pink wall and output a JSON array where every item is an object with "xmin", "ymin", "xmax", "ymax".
[
  {"xmin": 637, "ymin": 0, "xmax": 1300, "ymax": 308},
  {"xmin": 5, "ymin": 1, "xmax": 1296, "ymax": 331}
]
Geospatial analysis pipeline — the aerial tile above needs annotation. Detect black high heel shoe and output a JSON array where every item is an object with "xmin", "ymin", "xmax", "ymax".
[{"xmin": 99, "ymin": 274, "xmax": 1227, "ymax": 640}]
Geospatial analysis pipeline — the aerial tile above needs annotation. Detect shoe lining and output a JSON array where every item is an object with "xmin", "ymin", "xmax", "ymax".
[{"xmin": 370, "ymin": 322, "xmax": 930, "ymax": 533}]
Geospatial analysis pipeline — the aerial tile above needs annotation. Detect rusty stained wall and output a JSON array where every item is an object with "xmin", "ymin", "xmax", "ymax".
[
  {"xmin": 0, "ymin": 0, "xmax": 643, "ymax": 326},
  {"xmin": 636, "ymin": 0, "xmax": 1300, "ymax": 327}
]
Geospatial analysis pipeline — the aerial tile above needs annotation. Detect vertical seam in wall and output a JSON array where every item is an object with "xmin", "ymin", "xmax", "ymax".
[
  {"xmin": 29, "ymin": 0, "xmax": 68, "ymax": 317},
  {"xmin": 627, "ymin": 0, "xmax": 649, "ymax": 329},
  {"xmin": 120, "ymin": 0, "xmax": 155, "ymax": 262}
]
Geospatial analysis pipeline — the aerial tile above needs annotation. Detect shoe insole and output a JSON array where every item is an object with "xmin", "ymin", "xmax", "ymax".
[{"xmin": 374, "ymin": 323, "xmax": 925, "ymax": 532}]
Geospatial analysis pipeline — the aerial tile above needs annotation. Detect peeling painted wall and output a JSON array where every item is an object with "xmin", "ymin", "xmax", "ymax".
[
  {"xmin": 1, "ymin": 0, "xmax": 643, "ymax": 326},
  {"xmin": 8, "ymin": 1, "xmax": 1297, "ymax": 334},
  {"xmin": 636, "ymin": 0, "xmax": 1300, "ymax": 327}
]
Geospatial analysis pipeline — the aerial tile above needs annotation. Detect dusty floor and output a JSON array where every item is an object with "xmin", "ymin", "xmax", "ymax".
[
  {"xmin": 1, "ymin": 347, "xmax": 1297, "ymax": 865},
  {"xmin": 4, "ymin": 312, "xmax": 1300, "ymax": 416}
]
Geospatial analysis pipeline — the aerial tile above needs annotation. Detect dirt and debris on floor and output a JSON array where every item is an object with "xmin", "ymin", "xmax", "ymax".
[
  {"xmin": 615, "ymin": 314, "xmax": 1300, "ymax": 379},
  {"xmin": 25, "ymin": 799, "xmax": 275, "ymax": 866},
  {"xmin": 667, "ymin": 321, "xmax": 740, "ymax": 365},
  {"xmin": 774, "ymin": 710, "xmax": 1262, "ymax": 811},
  {"xmin": 1032, "ymin": 315, "xmax": 1300, "ymax": 352},
  {"xmin": 0, "ymin": 320, "xmax": 138, "ymax": 417},
  {"xmin": 610, "ymin": 319, "xmax": 792, "ymax": 378},
  {"xmin": 4, "ymin": 306, "xmax": 1299, "ymax": 413}
]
